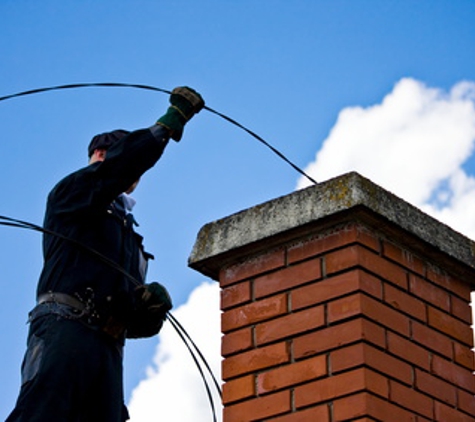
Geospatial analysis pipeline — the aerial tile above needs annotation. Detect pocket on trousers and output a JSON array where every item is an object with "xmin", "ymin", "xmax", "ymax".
[{"xmin": 21, "ymin": 334, "xmax": 44, "ymax": 385}]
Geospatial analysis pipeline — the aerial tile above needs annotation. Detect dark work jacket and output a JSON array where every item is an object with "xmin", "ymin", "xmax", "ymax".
[{"xmin": 36, "ymin": 125, "xmax": 170, "ymax": 323}]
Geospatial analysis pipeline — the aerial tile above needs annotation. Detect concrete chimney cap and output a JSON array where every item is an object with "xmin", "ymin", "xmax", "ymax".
[{"xmin": 189, "ymin": 172, "xmax": 475, "ymax": 280}]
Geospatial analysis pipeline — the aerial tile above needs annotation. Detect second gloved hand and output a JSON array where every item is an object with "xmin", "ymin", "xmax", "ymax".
[
  {"xmin": 127, "ymin": 282, "xmax": 173, "ymax": 338},
  {"xmin": 156, "ymin": 86, "xmax": 205, "ymax": 141},
  {"xmin": 136, "ymin": 281, "xmax": 173, "ymax": 314}
]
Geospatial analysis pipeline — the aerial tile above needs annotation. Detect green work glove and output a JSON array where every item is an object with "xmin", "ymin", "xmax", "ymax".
[
  {"xmin": 127, "ymin": 282, "xmax": 173, "ymax": 338},
  {"xmin": 136, "ymin": 281, "xmax": 173, "ymax": 313},
  {"xmin": 156, "ymin": 87, "xmax": 205, "ymax": 141}
]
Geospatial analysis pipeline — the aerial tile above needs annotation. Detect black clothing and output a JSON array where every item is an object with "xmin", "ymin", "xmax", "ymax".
[
  {"xmin": 7, "ymin": 310, "xmax": 128, "ymax": 422},
  {"xmin": 7, "ymin": 125, "xmax": 170, "ymax": 422},
  {"xmin": 38, "ymin": 126, "xmax": 168, "ymax": 327}
]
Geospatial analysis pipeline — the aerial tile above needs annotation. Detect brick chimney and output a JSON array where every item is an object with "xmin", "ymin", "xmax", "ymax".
[{"xmin": 189, "ymin": 172, "xmax": 475, "ymax": 421}]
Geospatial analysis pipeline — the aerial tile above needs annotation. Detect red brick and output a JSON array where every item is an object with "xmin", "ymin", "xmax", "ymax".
[
  {"xmin": 356, "ymin": 270, "xmax": 383, "ymax": 299},
  {"xmin": 221, "ymin": 293, "xmax": 287, "ymax": 333},
  {"xmin": 371, "ymin": 344, "xmax": 412, "ymax": 384},
  {"xmin": 384, "ymin": 283, "xmax": 426, "ymax": 322},
  {"xmin": 221, "ymin": 280, "xmax": 251, "ymax": 310},
  {"xmin": 387, "ymin": 331, "xmax": 430, "ymax": 371},
  {"xmin": 295, "ymin": 368, "xmax": 388, "ymax": 408},
  {"xmin": 326, "ymin": 245, "xmax": 408, "ymax": 289},
  {"xmin": 222, "ymin": 374, "xmax": 255, "ymax": 404},
  {"xmin": 409, "ymin": 274, "xmax": 450, "ymax": 312},
  {"xmin": 333, "ymin": 392, "xmax": 417, "ymax": 422},
  {"xmin": 415, "ymin": 417, "xmax": 433, "ymax": 422},
  {"xmin": 382, "ymin": 240, "xmax": 426, "ymax": 276},
  {"xmin": 328, "ymin": 293, "xmax": 411, "ymax": 336},
  {"xmin": 415, "ymin": 369, "xmax": 456, "ymax": 405},
  {"xmin": 389, "ymin": 380, "xmax": 433, "ymax": 419},
  {"xmin": 330, "ymin": 343, "xmax": 366, "ymax": 373},
  {"xmin": 350, "ymin": 419, "xmax": 379, "ymax": 422},
  {"xmin": 257, "ymin": 355, "xmax": 327, "ymax": 394},
  {"xmin": 434, "ymin": 400, "xmax": 475, "ymax": 422},
  {"xmin": 254, "ymin": 258, "xmax": 321, "ymax": 298},
  {"xmin": 293, "ymin": 318, "xmax": 385, "ymax": 359},
  {"xmin": 431, "ymin": 355, "xmax": 475, "ymax": 393},
  {"xmin": 427, "ymin": 306, "xmax": 474, "ymax": 346},
  {"xmin": 287, "ymin": 223, "xmax": 380, "ymax": 264},
  {"xmin": 454, "ymin": 342, "xmax": 475, "ymax": 371},
  {"xmin": 412, "ymin": 321, "xmax": 453, "ymax": 358},
  {"xmin": 223, "ymin": 342, "xmax": 289, "ymax": 380},
  {"xmin": 364, "ymin": 346, "xmax": 412, "ymax": 386},
  {"xmin": 451, "ymin": 294, "xmax": 473, "ymax": 324},
  {"xmin": 328, "ymin": 293, "xmax": 363, "ymax": 322},
  {"xmin": 331, "ymin": 342, "xmax": 412, "ymax": 385},
  {"xmin": 220, "ymin": 248, "xmax": 286, "ymax": 286},
  {"xmin": 426, "ymin": 266, "xmax": 471, "ymax": 301},
  {"xmin": 355, "ymin": 226, "xmax": 382, "ymax": 252},
  {"xmin": 222, "ymin": 327, "xmax": 253, "ymax": 357},
  {"xmin": 223, "ymin": 390, "xmax": 291, "ymax": 422},
  {"xmin": 324, "ymin": 244, "xmax": 359, "ymax": 274},
  {"xmin": 458, "ymin": 388, "xmax": 475, "ymax": 417},
  {"xmin": 270, "ymin": 404, "xmax": 330, "ymax": 422},
  {"xmin": 291, "ymin": 269, "xmax": 382, "ymax": 311},
  {"xmin": 255, "ymin": 306, "xmax": 325, "ymax": 346},
  {"xmin": 333, "ymin": 392, "xmax": 371, "ymax": 421}
]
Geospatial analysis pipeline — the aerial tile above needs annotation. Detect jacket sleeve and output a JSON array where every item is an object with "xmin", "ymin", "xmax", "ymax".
[{"xmin": 47, "ymin": 125, "xmax": 170, "ymax": 217}]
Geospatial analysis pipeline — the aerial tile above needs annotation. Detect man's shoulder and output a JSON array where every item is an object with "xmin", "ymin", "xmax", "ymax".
[{"xmin": 48, "ymin": 164, "xmax": 98, "ymax": 201}]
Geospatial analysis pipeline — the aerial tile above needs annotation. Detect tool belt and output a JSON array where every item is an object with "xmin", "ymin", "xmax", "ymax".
[
  {"xmin": 37, "ymin": 292, "xmax": 87, "ymax": 312},
  {"xmin": 35, "ymin": 291, "xmax": 127, "ymax": 341}
]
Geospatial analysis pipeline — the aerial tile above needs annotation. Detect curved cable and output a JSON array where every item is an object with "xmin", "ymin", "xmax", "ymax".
[
  {"xmin": 167, "ymin": 312, "xmax": 222, "ymax": 398},
  {"xmin": 0, "ymin": 82, "xmax": 317, "ymax": 185},
  {"xmin": 204, "ymin": 104, "xmax": 318, "ymax": 184},
  {"xmin": 0, "ymin": 214, "xmax": 142, "ymax": 287},
  {"xmin": 0, "ymin": 82, "xmax": 172, "ymax": 101},
  {"xmin": 166, "ymin": 314, "xmax": 219, "ymax": 422}
]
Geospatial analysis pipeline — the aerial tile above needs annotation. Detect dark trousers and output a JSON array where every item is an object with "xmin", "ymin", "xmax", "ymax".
[{"xmin": 7, "ymin": 304, "xmax": 129, "ymax": 422}]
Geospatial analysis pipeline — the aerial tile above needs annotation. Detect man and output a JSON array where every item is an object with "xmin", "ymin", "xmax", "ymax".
[{"xmin": 7, "ymin": 87, "xmax": 205, "ymax": 421}]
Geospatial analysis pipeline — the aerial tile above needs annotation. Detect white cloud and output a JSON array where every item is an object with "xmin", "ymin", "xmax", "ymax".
[
  {"xmin": 298, "ymin": 77, "xmax": 475, "ymax": 237},
  {"xmin": 297, "ymin": 77, "xmax": 475, "ymax": 345},
  {"xmin": 127, "ymin": 281, "xmax": 222, "ymax": 422}
]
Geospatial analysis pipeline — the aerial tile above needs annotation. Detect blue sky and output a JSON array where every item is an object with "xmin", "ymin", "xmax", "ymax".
[{"xmin": 1, "ymin": 1, "xmax": 474, "ymax": 420}]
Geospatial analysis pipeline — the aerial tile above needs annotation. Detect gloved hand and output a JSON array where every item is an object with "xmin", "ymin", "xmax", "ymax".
[
  {"xmin": 156, "ymin": 87, "xmax": 205, "ymax": 141},
  {"xmin": 127, "ymin": 282, "xmax": 173, "ymax": 338}
]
